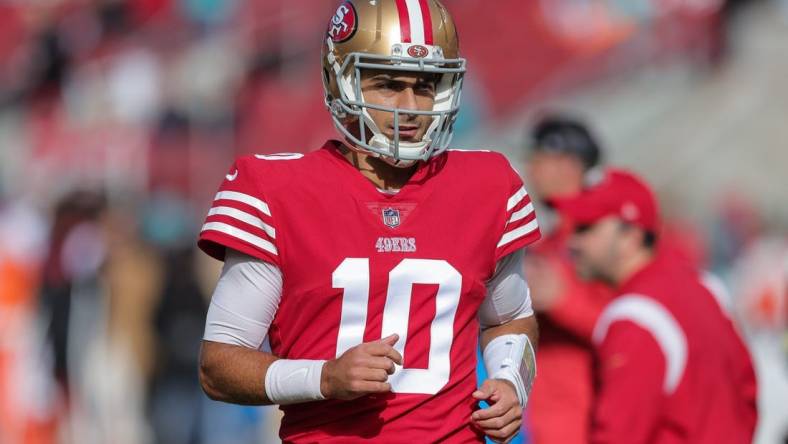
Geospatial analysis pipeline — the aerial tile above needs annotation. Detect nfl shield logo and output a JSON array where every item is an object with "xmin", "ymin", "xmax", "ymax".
[{"xmin": 382, "ymin": 208, "xmax": 400, "ymax": 228}]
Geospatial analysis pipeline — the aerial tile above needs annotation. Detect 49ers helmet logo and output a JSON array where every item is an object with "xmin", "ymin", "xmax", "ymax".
[
  {"xmin": 407, "ymin": 45, "xmax": 429, "ymax": 58},
  {"xmin": 328, "ymin": 1, "xmax": 358, "ymax": 43}
]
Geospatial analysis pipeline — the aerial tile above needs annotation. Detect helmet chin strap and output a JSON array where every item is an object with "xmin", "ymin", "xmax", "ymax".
[
  {"xmin": 339, "ymin": 134, "xmax": 419, "ymax": 169},
  {"xmin": 368, "ymin": 133, "xmax": 428, "ymax": 167}
]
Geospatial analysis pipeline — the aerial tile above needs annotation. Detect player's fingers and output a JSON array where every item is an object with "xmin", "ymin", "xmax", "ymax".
[
  {"xmin": 483, "ymin": 418, "xmax": 522, "ymax": 443},
  {"xmin": 379, "ymin": 334, "xmax": 399, "ymax": 347},
  {"xmin": 472, "ymin": 389, "xmax": 491, "ymax": 400},
  {"xmin": 365, "ymin": 357, "xmax": 397, "ymax": 374},
  {"xmin": 386, "ymin": 347, "xmax": 403, "ymax": 365},
  {"xmin": 364, "ymin": 341, "xmax": 403, "ymax": 365},
  {"xmin": 354, "ymin": 380, "xmax": 392, "ymax": 394},
  {"xmin": 472, "ymin": 380, "xmax": 495, "ymax": 400},
  {"xmin": 472, "ymin": 398, "xmax": 515, "ymax": 421},
  {"xmin": 360, "ymin": 368, "xmax": 390, "ymax": 383},
  {"xmin": 473, "ymin": 406, "xmax": 521, "ymax": 430},
  {"xmin": 367, "ymin": 342, "xmax": 403, "ymax": 365},
  {"xmin": 361, "ymin": 335, "xmax": 397, "ymax": 353}
]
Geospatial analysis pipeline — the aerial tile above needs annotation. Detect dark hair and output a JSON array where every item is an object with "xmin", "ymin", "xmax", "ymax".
[
  {"xmin": 529, "ymin": 115, "xmax": 602, "ymax": 170},
  {"xmin": 643, "ymin": 230, "xmax": 658, "ymax": 249}
]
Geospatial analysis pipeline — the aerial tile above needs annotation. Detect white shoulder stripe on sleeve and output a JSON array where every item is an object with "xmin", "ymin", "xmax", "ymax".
[
  {"xmin": 208, "ymin": 206, "xmax": 276, "ymax": 239},
  {"xmin": 214, "ymin": 191, "xmax": 271, "ymax": 217},
  {"xmin": 592, "ymin": 295, "xmax": 687, "ymax": 394},
  {"xmin": 507, "ymin": 187, "xmax": 528, "ymax": 211},
  {"xmin": 201, "ymin": 222, "xmax": 278, "ymax": 255},
  {"xmin": 509, "ymin": 202, "xmax": 534, "ymax": 224},
  {"xmin": 497, "ymin": 219, "xmax": 539, "ymax": 248}
]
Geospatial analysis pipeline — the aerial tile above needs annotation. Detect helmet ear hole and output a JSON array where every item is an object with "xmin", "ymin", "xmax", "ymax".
[{"xmin": 322, "ymin": 68, "xmax": 331, "ymax": 95}]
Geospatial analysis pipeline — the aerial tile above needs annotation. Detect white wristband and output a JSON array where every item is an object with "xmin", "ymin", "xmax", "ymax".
[
  {"xmin": 482, "ymin": 334, "xmax": 537, "ymax": 407},
  {"xmin": 264, "ymin": 359, "xmax": 327, "ymax": 405}
]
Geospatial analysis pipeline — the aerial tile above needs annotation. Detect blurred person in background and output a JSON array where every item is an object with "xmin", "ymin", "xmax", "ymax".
[
  {"xmin": 555, "ymin": 169, "xmax": 757, "ymax": 444},
  {"xmin": 38, "ymin": 190, "xmax": 152, "ymax": 443},
  {"xmin": 197, "ymin": 1, "xmax": 541, "ymax": 442},
  {"xmin": 521, "ymin": 114, "xmax": 612, "ymax": 444},
  {"xmin": 38, "ymin": 191, "xmax": 107, "ymax": 435},
  {"xmin": 142, "ymin": 187, "xmax": 272, "ymax": 444},
  {"xmin": 149, "ymin": 245, "xmax": 209, "ymax": 444}
]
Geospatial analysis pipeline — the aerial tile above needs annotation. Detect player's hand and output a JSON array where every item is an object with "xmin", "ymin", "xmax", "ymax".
[
  {"xmin": 320, "ymin": 334, "xmax": 403, "ymax": 401},
  {"xmin": 471, "ymin": 378, "xmax": 523, "ymax": 443}
]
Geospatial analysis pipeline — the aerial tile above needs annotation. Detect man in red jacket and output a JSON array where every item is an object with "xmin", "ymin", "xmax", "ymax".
[{"xmin": 555, "ymin": 169, "xmax": 758, "ymax": 443}]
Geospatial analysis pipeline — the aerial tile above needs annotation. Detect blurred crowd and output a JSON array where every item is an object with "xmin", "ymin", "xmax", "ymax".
[
  {"xmin": 0, "ymin": 1, "xmax": 322, "ymax": 442},
  {"xmin": 0, "ymin": 190, "xmax": 284, "ymax": 443},
  {"xmin": 0, "ymin": 0, "xmax": 344, "ymax": 203},
  {"xmin": 0, "ymin": 0, "xmax": 786, "ymax": 443}
]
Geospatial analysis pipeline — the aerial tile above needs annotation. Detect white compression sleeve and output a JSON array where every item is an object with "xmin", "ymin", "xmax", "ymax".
[
  {"xmin": 202, "ymin": 250, "xmax": 326, "ymax": 404},
  {"xmin": 479, "ymin": 248, "xmax": 534, "ymax": 329},
  {"xmin": 203, "ymin": 250, "xmax": 283, "ymax": 348}
]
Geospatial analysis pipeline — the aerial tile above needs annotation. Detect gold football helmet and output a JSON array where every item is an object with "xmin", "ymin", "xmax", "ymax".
[{"xmin": 322, "ymin": 0, "xmax": 466, "ymax": 165}]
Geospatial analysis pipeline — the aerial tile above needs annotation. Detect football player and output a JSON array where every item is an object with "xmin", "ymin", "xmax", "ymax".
[{"xmin": 197, "ymin": 1, "xmax": 541, "ymax": 442}]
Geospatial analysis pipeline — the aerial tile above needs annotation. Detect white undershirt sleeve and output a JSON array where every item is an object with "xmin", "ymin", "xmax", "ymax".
[
  {"xmin": 202, "ymin": 250, "xmax": 326, "ymax": 404},
  {"xmin": 203, "ymin": 249, "xmax": 283, "ymax": 349},
  {"xmin": 479, "ymin": 248, "xmax": 537, "ymax": 406},
  {"xmin": 479, "ymin": 248, "xmax": 534, "ymax": 329}
]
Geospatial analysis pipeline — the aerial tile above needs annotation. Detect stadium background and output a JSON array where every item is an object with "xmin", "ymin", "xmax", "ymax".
[{"xmin": 0, "ymin": 0, "xmax": 786, "ymax": 443}]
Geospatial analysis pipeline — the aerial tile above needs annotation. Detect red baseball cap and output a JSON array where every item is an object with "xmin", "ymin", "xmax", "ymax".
[{"xmin": 552, "ymin": 168, "xmax": 660, "ymax": 232}]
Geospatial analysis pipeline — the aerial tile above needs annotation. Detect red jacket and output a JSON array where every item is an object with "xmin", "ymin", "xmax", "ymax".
[
  {"xmin": 527, "ymin": 218, "xmax": 612, "ymax": 444},
  {"xmin": 591, "ymin": 252, "xmax": 757, "ymax": 444}
]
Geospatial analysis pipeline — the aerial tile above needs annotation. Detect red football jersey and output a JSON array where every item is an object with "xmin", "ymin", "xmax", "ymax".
[{"xmin": 198, "ymin": 141, "xmax": 541, "ymax": 443}]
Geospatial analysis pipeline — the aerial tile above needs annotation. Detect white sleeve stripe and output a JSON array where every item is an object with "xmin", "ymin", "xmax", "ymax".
[
  {"xmin": 508, "ymin": 202, "xmax": 534, "ymax": 224},
  {"xmin": 497, "ymin": 219, "xmax": 539, "ymax": 248},
  {"xmin": 507, "ymin": 187, "xmax": 528, "ymax": 211},
  {"xmin": 592, "ymin": 295, "xmax": 687, "ymax": 394},
  {"xmin": 201, "ymin": 222, "xmax": 278, "ymax": 255},
  {"xmin": 214, "ymin": 191, "xmax": 271, "ymax": 216},
  {"xmin": 208, "ymin": 206, "xmax": 276, "ymax": 239}
]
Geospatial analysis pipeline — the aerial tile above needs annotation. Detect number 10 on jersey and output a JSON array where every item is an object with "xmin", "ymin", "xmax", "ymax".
[{"xmin": 332, "ymin": 258, "xmax": 462, "ymax": 394}]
